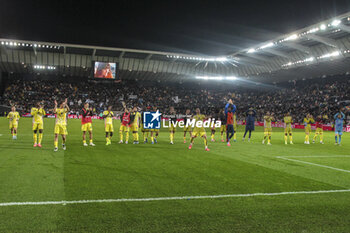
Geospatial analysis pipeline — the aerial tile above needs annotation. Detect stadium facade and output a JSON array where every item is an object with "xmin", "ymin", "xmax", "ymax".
[{"xmin": 1, "ymin": 12, "xmax": 350, "ymax": 83}]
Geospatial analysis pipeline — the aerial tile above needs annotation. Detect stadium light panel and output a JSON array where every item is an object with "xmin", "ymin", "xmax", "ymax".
[
  {"xmin": 247, "ymin": 48, "xmax": 255, "ymax": 53},
  {"xmin": 320, "ymin": 24, "xmax": 326, "ymax": 30},
  {"xmin": 285, "ymin": 34, "xmax": 298, "ymax": 41},
  {"xmin": 196, "ymin": 76, "xmax": 237, "ymax": 81},
  {"xmin": 331, "ymin": 19, "xmax": 341, "ymax": 26},
  {"xmin": 260, "ymin": 42, "xmax": 274, "ymax": 49},
  {"xmin": 1, "ymin": 41, "xmax": 4, "ymax": 45}
]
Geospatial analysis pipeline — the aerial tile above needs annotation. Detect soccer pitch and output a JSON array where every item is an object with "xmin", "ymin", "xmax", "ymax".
[{"xmin": 0, "ymin": 117, "xmax": 350, "ymax": 232}]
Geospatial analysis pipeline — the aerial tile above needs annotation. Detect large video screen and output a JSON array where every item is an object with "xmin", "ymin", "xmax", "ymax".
[{"xmin": 93, "ymin": 62, "xmax": 117, "ymax": 79}]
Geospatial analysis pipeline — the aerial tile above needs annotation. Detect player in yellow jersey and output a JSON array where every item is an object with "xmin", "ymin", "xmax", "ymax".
[
  {"xmin": 103, "ymin": 105, "xmax": 114, "ymax": 145},
  {"xmin": 283, "ymin": 112, "xmax": 293, "ymax": 145},
  {"xmin": 312, "ymin": 114, "xmax": 327, "ymax": 144},
  {"xmin": 7, "ymin": 106, "xmax": 20, "ymax": 140},
  {"xmin": 140, "ymin": 107, "xmax": 150, "ymax": 143},
  {"xmin": 183, "ymin": 109, "xmax": 192, "ymax": 143},
  {"xmin": 150, "ymin": 106, "xmax": 160, "ymax": 144},
  {"xmin": 262, "ymin": 112, "xmax": 274, "ymax": 145},
  {"xmin": 31, "ymin": 101, "xmax": 46, "ymax": 147},
  {"xmin": 188, "ymin": 108, "xmax": 210, "ymax": 151},
  {"xmin": 218, "ymin": 109, "xmax": 226, "ymax": 142},
  {"xmin": 130, "ymin": 106, "xmax": 141, "ymax": 144},
  {"xmin": 303, "ymin": 113, "xmax": 314, "ymax": 144},
  {"xmin": 168, "ymin": 106, "xmax": 178, "ymax": 144},
  {"xmin": 53, "ymin": 99, "xmax": 69, "ymax": 151},
  {"xmin": 233, "ymin": 112, "xmax": 237, "ymax": 142}
]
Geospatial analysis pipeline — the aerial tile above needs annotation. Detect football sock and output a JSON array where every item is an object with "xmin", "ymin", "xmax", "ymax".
[
  {"xmin": 38, "ymin": 133, "xmax": 43, "ymax": 144},
  {"xmin": 313, "ymin": 134, "xmax": 317, "ymax": 141},
  {"xmin": 170, "ymin": 133, "xmax": 174, "ymax": 142},
  {"xmin": 211, "ymin": 134, "xmax": 214, "ymax": 140},
  {"xmin": 33, "ymin": 133, "xmax": 37, "ymax": 144},
  {"xmin": 151, "ymin": 136, "xmax": 154, "ymax": 143},
  {"xmin": 89, "ymin": 139, "xmax": 93, "ymax": 144},
  {"xmin": 126, "ymin": 132, "xmax": 129, "ymax": 142},
  {"xmin": 320, "ymin": 134, "xmax": 323, "ymax": 142},
  {"xmin": 284, "ymin": 135, "xmax": 287, "ymax": 143},
  {"xmin": 54, "ymin": 141, "xmax": 58, "ymax": 148},
  {"xmin": 335, "ymin": 136, "xmax": 337, "ymax": 143},
  {"xmin": 339, "ymin": 135, "xmax": 342, "ymax": 143},
  {"xmin": 204, "ymin": 137, "xmax": 208, "ymax": 147},
  {"xmin": 290, "ymin": 135, "xmax": 293, "ymax": 142},
  {"xmin": 83, "ymin": 140, "xmax": 86, "ymax": 144},
  {"xmin": 268, "ymin": 136, "xmax": 271, "ymax": 143},
  {"xmin": 119, "ymin": 132, "xmax": 123, "ymax": 141}
]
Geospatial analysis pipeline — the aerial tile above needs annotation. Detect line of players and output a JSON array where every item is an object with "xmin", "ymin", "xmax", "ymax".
[{"xmin": 6, "ymin": 99, "xmax": 347, "ymax": 151}]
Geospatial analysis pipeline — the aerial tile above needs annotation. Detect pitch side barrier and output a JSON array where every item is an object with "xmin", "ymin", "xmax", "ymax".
[{"xmin": 19, "ymin": 113, "xmax": 350, "ymax": 132}]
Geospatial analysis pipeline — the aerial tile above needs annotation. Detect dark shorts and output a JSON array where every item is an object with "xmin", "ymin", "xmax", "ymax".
[
  {"xmin": 245, "ymin": 124, "xmax": 255, "ymax": 131},
  {"xmin": 227, "ymin": 124, "xmax": 234, "ymax": 133}
]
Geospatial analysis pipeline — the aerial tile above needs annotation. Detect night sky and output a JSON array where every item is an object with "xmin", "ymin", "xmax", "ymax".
[{"xmin": 0, "ymin": 0, "xmax": 349, "ymax": 56}]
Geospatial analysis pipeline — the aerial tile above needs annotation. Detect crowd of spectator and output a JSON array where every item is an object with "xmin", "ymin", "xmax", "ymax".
[{"xmin": 1, "ymin": 75, "xmax": 349, "ymax": 124}]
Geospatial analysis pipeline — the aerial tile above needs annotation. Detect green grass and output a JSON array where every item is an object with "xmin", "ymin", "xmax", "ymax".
[{"xmin": 0, "ymin": 117, "xmax": 350, "ymax": 232}]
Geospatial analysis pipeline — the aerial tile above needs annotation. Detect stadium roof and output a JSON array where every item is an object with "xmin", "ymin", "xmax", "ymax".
[{"xmin": 1, "ymin": 11, "xmax": 350, "ymax": 83}]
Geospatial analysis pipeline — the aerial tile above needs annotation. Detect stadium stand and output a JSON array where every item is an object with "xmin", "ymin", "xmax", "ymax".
[{"xmin": 1, "ymin": 74, "xmax": 349, "ymax": 124}]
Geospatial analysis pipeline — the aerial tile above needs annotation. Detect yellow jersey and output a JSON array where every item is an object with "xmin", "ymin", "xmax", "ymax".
[
  {"xmin": 7, "ymin": 111, "xmax": 20, "ymax": 123},
  {"xmin": 55, "ymin": 108, "xmax": 68, "ymax": 126},
  {"xmin": 131, "ymin": 112, "xmax": 141, "ymax": 126},
  {"xmin": 264, "ymin": 116, "xmax": 273, "ymax": 128},
  {"xmin": 31, "ymin": 108, "xmax": 46, "ymax": 124},
  {"xmin": 193, "ymin": 114, "xmax": 206, "ymax": 131},
  {"xmin": 304, "ymin": 117, "xmax": 314, "ymax": 126},
  {"xmin": 103, "ymin": 110, "xmax": 114, "ymax": 125},
  {"xmin": 283, "ymin": 116, "xmax": 292, "ymax": 128}
]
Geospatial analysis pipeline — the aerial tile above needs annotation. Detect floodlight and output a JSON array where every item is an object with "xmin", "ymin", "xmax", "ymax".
[
  {"xmin": 285, "ymin": 34, "xmax": 298, "ymax": 41},
  {"xmin": 331, "ymin": 19, "xmax": 341, "ymax": 26},
  {"xmin": 260, "ymin": 42, "xmax": 274, "ymax": 49},
  {"xmin": 247, "ymin": 48, "xmax": 255, "ymax": 53},
  {"xmin": 320, "ymin": 24, "xmax": 326, "ymax": 30}
]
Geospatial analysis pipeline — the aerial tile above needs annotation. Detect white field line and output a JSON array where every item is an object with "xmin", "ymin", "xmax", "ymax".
[
  {"xmin": 276, "ymin": 156, "xmax": 350, "ymax": 173},
  {"xmin": 279, "ymin": 155, "xmax": 350, "ymax": 158},
  {"xmin": 1, "ymin": 189, "xmax": 350, "ymax": 207}
]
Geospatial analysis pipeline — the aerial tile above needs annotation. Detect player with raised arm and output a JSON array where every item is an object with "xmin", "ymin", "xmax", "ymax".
[
  {"xmin": 103, "ymin": 105, "xmax": 114, "ymax": 145},
  {"xmin": 54, "ymin": 99, "xmax": 69, "ymax": 151},
  {"xmin": 313, "ymin": 114, "xmax": 327, "ymax": 144},
  {"xmin": 225, "ymin": 99, "xmax": 237, "ymax": 146},
  {"xmin": 188, "ymin": 108, "xmax": 210, "ymax": 151},
  {"xmin": 262, "ymin": 112, "xmax": 274, "ymax": 145},
  {"xmin": 31, "ymin": 101, "xmax": 46, "ymax": 147},
  {"xmin": 183, "ymin": 109, "xmax": 192, "ymax": 143},
  {"xmin": 283, "ymin": 112, "xmax": 293, "ymax": 145},
  {"xmin": 7, "ymin": 106, "xmax": 20, "ymax": 140},
  {"xmin": 130, "ymin": 106, "xmax": 141, "ymax": 144},
  {"xmin": 334, "ymin": 110, "xmax": 345, "ymax": 145},
  {"xmin": 81, "ymin": 102, "xmax": 95, "ymax": 146},
  {"xmin": 150, "ymin": 106, "xmax": 160, "ymax": 144},
  {"xmin": 242, "ymin": 108, "xmax": 256, "ymax": 142},
  {"xmin": 303, "ymin": 113, "xmax": 314, "ymax": 144},
  {"xmin": 119, "ymin": 102, "xmax": 131, "ymax": 144}
]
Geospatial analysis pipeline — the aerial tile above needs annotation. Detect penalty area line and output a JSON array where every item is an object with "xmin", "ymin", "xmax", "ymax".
[
  {"xmin": 276, "ymin": 156, "xmax": 350, "ymax": 173},
  {"xmin": 1, "ymin": 189, "xmax": 350, "ymax": 207}
]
